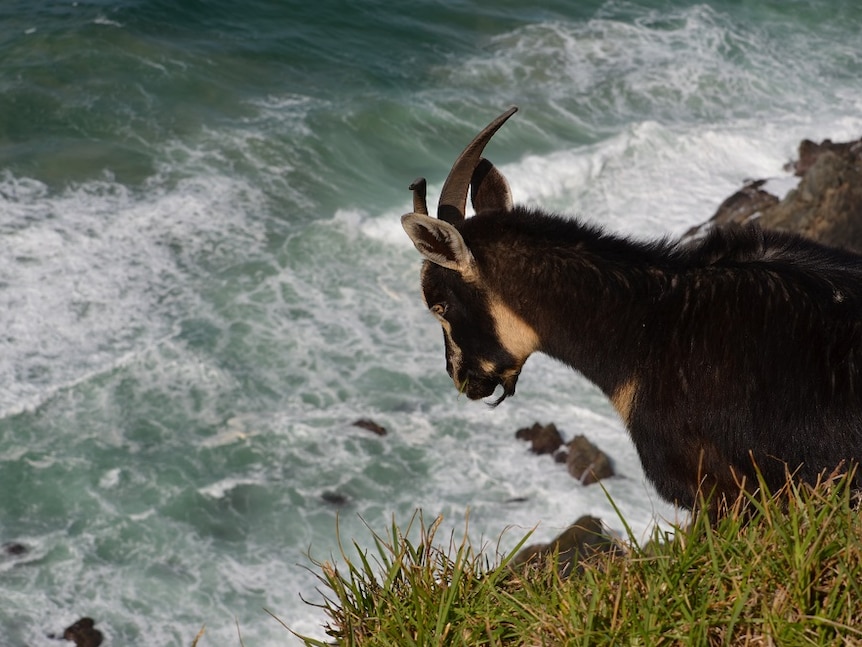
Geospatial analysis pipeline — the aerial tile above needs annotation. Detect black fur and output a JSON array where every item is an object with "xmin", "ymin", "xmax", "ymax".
[{"xmin": 425, "ymin": 206, "xmax": 862, "ymax": 509}]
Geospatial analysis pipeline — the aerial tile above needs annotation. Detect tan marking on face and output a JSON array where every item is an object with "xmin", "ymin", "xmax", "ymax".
[
  {"xmin": 488, "ymin": 298, "xmax": 540, "ymax": 362},
  {"xmin": 441, "ymin": 322, "xmax": 463, "ymax": 369},
  {"xmin": 433, "ymin": 311, "xmax": 464, "ymax": 387},
  {"xmin": 419, "ymin": 264, "xmax": 467, "ymax": 387},
  {"xmin": 610, "ymin": 378, "xmax": 638, "ymax": 425}
]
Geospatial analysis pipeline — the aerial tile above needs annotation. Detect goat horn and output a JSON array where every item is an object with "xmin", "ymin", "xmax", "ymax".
[
  {"xmin": 409, "ymin": 177, "xmax": 428, "ymax": 215},
  {"xmin": 437, "ymin": 106, "xmax": 518, "ymax": 224}
]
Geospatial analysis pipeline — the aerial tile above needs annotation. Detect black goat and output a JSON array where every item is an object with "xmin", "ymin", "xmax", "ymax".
[{"xmin": 401, "ymin": 107, "xmax": 862, "ymax": 510}]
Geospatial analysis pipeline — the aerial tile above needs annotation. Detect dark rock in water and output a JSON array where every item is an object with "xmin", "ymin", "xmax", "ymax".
[
  {"xmin": 62, "ymin": 617, "xmax": 103, "ymax": 647},
  {"xmin": 352, "ymin": 418, "xmax": 387, "ymax": 437},
  {"xmin": 515, "ymin": 422, "xmax": 563, "ymax": 455},
  {"xmin": 514, "ymin": 423, "xmax": 614, "ymax": 484},
  {"xmin": 321, "ymin": 491, "xmax": 349, "ymax": 506},
  {"xmin": 511, "ymin": 515, "xmax": 618, "ymax": 578},
  {"xmin": 687, "ymin": 135, "xmax": 862, "ymax": 253},
  {"xmin": 2, "ymin": 541, "xmax": 27, "ymax": 556},
  {"xmin": 566, "ymin": 435, "xmax": 614, "ymax": 485}
]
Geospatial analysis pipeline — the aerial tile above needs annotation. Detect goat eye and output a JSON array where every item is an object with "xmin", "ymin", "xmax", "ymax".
[{"xmin": 430, "ymin": 303, "xmax": 448, "ymax": 318}]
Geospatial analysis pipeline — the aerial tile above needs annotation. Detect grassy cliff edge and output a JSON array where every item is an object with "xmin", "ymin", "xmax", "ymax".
[{"xmin": 298, "ymin": 471, "xmax": 862, "ymax": 646}]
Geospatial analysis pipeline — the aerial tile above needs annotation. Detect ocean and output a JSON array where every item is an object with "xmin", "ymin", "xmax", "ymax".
[{"xmin": 1, "ymin": 0, "xmax": 861, "ymax": 644}]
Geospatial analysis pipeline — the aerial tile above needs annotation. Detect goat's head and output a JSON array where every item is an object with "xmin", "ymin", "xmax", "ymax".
[{"xmin": 401, "ymin": 107, "xmax": 537, "ymax": 404}]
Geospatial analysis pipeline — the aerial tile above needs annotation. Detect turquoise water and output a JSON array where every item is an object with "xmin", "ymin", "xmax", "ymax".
[{"xmin": 2, "ymin": 1, "xmax": 861, "ymax": 643}]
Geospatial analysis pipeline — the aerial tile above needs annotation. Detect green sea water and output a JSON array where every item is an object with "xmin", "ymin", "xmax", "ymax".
[{"xmin": 2, "ymin": 1, "xmax": 861, "ymax": 643}]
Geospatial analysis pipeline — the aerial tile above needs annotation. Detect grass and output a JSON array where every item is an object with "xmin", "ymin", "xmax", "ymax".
[{"xmin": 297, "ymin": 470, "xmax": 862, "ymax": 646}]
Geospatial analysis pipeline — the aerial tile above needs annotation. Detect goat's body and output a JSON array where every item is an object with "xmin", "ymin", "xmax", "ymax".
[
  {"xmin": 401, "ymin": 107, "xmax": 862, "ymax": 510},
  {"xmin": 462, "ymin": 208, "xmax": 862, "ymax": 506}
]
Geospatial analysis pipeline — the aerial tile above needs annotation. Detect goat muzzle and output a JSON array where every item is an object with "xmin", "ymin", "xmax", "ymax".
[{"xmin": 457, "ymin": 369, "xmax": 519, "ymax": 406}]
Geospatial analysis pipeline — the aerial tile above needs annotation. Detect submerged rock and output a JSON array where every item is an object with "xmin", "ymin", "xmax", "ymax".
[
  {"xmin": 321, "ymin": 491, "xmax": 350, "ymax": 506},
  {"xmin": 62, "ymin": 618, "xmax": 103, "ymax": 647},
  {"xmin": 2, "ymin": 541, "xmax": 27, "ymax": 557},
  {"xmin": 352, "ymin": 418, "xmax": 388, "ymax": 437}
]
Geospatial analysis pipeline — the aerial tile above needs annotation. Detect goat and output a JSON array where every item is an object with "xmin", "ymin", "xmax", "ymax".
[{"xmin": 401, "ymin": 106, "xmax": 862, "ymax": 510}]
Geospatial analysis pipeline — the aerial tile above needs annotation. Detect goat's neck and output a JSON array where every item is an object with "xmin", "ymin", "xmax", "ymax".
[{"xmin": 478, "ymin": 226, "xmax": 662, "ymax": 407}]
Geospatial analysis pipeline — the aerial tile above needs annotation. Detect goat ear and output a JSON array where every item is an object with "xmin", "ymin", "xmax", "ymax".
[
  {"xmin": 470, "ymin": 158, "xmax": 513, "ymax": 214},
  {"xmin": 401, "ymin": 213, "xmax": 475, "ymax": 275}
]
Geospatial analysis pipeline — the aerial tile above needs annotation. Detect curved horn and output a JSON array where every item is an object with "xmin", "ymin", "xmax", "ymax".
[
  {"xmin": 437, "ymin": 106, "xmax": 518, "ymax": 224},
  {"xmin": 408, "ymin": 177, "xmax": 428, "ymax": 215}
]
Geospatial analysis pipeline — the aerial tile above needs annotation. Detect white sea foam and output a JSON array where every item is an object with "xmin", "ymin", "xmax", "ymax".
[
  {"xmin": 198, "ymin": 476, "xmax": 266, "ymax": 499},
  {"xmin": 0, "ymin": 170, "xmax": 267, "ymax": 417},
  {"xmin": 93, "ymin": 16, "xmax": 122, "ymax": 28}
]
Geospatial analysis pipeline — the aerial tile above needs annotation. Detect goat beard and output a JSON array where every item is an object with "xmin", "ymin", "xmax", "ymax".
[{"xmin": 490, "ymin": 373, "xmax": 519, "ymax": 407}]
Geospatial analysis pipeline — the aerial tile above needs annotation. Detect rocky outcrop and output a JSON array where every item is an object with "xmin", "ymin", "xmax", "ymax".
[
  {"xmin": 686, "ymin": 136, "xmax": 862, "ymax": 251},
  {"xmin": 511, "ymin": 515, "xmax": 619, "ymax": 578},
  {"xmin": 685, "ymin": 179, "xmax": 779, "ymax": 234},
  {"xmin": 790, "ymin": 138, "xmax": 862, "ymax": 177}
]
